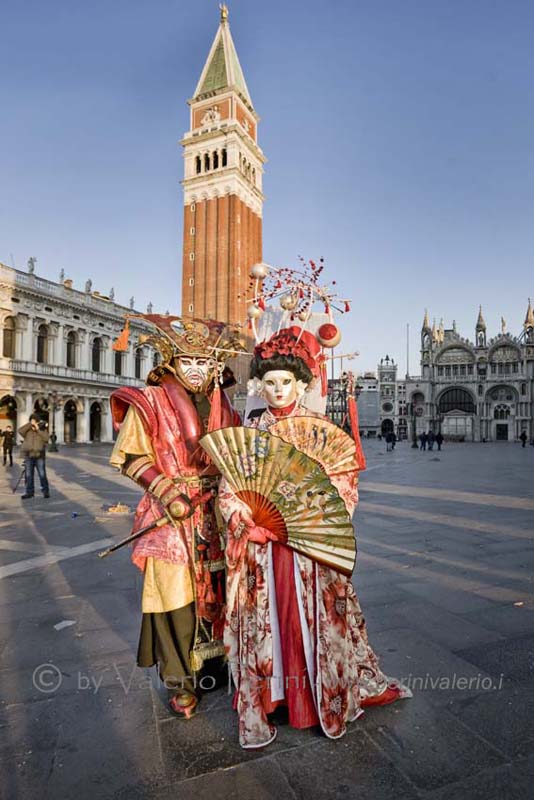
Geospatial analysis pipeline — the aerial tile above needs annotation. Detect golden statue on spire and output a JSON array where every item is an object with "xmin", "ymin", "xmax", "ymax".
[{"xmin": 220, "ymin": 3, "xmax": 229, "ymax": 22}]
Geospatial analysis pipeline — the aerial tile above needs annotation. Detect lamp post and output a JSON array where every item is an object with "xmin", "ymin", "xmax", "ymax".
[
  {"xmin": 47, "ymin": 391, "xmax": 62, "ymax": 452},
  {"xmin": 411, "ymin": 400, "xmax": 419, "ymax": 449}
]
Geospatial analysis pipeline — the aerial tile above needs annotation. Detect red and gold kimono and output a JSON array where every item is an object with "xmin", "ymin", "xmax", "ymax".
[{"xmin": 218, "ymin": 405, "xmax": 410, "ymax": 749}]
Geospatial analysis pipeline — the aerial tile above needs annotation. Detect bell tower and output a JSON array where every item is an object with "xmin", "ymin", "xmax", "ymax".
[{"xmin": 180, "ymin": 5, "xmax": 265, "ymax": 330}]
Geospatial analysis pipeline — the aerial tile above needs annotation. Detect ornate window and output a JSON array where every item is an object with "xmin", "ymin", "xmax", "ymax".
[
  {"xmin": 494, "ymin": 404, "xmax": 510, "ymax": 420},
  {"xmin": 438, "ymin": 388, "xmax": 476, "ymax": 414},
  {"xmin": 66, "ymin": 331, "xmax": 76, "ymax": 368},
  {"xmin": 36, "ymin": 324, "xmax": 49, "ymax": 364},
  {"xmin": 152, "ymin": 351, "xmax": 161, "ymax": 368},
  {"xmin": 2, "ymin": 316, "xmax": 15, "ymax": 358}
]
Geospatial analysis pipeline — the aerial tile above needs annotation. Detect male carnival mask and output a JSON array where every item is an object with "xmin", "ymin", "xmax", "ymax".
[
  {"xmin": 113, "ymin": 314, "xmax": 246, "ymax": 391},
  {"xmin": 174, "ymin": 355, "xmax": 217, "ymax": 394}
]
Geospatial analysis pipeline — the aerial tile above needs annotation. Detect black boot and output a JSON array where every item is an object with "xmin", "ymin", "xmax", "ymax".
[{"xmin": 22, "ymin": 494, "xmax": 34, "ymax": 500}]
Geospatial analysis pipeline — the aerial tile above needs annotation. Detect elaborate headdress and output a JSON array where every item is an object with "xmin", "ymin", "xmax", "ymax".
[
  {"xmin": 252, "ymin": 326, "xmax": 323, "ymax": 381},
  {"xmin": 113, "ymin": 314, "xmax": 246, "ymax": 389}
]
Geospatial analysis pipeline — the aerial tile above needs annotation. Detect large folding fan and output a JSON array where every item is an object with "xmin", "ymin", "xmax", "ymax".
[
  {"xmin": 269, "ymin": 416, "xmax": 361, "ymax": 475},
  {"xmin": 200, "ymin": 426, "xmax": 356, "ymax": 576}
]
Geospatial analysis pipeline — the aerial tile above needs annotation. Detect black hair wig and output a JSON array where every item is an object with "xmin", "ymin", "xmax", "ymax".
[{"xmin": 249, "ymin": 353, "xmax": 313, "ymax": 385}]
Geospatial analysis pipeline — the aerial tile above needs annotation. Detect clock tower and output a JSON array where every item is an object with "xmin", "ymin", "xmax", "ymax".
[{"xmin": 180, "ymin": 6, "xmax": 265, "ymax": 336}]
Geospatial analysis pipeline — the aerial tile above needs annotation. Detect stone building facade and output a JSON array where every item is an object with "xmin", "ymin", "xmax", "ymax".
[
  {"xmin": 404, "ymin": 305, "xmax": 534, "ymax": 442},
  {"xmin": 0, "ymin": 262, "xmax": 156, "ymax": 444}
]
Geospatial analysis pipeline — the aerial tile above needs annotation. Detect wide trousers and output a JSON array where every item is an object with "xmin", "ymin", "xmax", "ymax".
[{"xmin": 137, "ymin": 603, "xmax": 196, "ymax": 694}]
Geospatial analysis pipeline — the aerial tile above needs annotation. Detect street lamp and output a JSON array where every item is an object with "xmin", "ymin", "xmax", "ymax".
[
  {"xmin": 48, "ymin": 391, "xmax": 63, "ymax": 452},
  {"xmin": 411, "ymin": 400, "xmax": 419, "ymax": 449}
]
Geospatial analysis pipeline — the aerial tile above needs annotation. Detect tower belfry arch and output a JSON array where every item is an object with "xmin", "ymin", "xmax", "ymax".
[{"xmin": 180, "ymin": 7, "xmax": 265, "ymax": 340}]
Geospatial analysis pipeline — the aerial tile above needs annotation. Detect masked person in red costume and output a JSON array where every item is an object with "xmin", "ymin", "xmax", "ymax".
[
  {"xmin": 110, "ymin": 316, "xmax": 243, "ymax": 718},
  {"xmin": 218, "ymin": 327, "xmax": 411, "ymax": 748}
]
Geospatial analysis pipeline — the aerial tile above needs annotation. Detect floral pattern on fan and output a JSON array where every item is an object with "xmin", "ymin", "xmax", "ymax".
[{"xmin": 200, "ymin": 426, "xmax": 356, "ymax": 576}]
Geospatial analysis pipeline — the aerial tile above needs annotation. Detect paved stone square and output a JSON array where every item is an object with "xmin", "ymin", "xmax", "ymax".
[{"xmin": 0, "ymin": 439, "xmax": 533, "ymax": 799}]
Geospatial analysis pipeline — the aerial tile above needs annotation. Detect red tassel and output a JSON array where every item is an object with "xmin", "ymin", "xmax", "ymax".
[
  {"xmin": 216, "ymin": 575, "xmax": 224, "ymax": 604},
  {"xmin": 207, "ymin": 384, "xmax": 222, "ymax": 433},
  {"xmin": 344, "ymin": 301, "xmax": 351, "ymax": 313},
  {"xmin": 258, "ymin": 298, "xmax": 266, "ymax": 310},
  {"xmin": 348, "ymin": 395, "xmax": 367, "ymax": 471},
  {"xmin": 320, "ymin": 363, "xmax": 328, "ymax": 396}
]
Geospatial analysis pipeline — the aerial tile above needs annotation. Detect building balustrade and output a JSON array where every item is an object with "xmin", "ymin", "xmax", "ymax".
[{"xmin": 3, "ymin": 358, "xmax": 144, "ymax": 387}]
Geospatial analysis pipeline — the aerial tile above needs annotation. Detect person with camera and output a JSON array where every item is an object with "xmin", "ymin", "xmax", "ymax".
[
  {"xmin": 19, "ymin": 413, "xmax": 50, "ymax": 499},
  {"xmin": 1, "ymin": 425, "xmax": 15, "ymax": 466}
]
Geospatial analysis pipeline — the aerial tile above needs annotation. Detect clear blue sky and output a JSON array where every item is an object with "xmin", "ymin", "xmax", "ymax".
[{"xmin": 1, "ymin": 0, "xmax": 533, "ymax": 374}]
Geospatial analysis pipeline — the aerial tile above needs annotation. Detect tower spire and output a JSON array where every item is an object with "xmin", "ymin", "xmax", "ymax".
[
  {"xmin": 193, "ymin": 7, "xmax": 253, "ymax": 110},
  {"xmin": 476, "ymin": 305, "xmax": 486, "ymax": 330},
  {"xmin": 524, "ymin": 298, "xmax": 534, "ymax": 328},
  {"xmin": 422, "ymin": 308, "xmax": 430, "ymax": 330}
]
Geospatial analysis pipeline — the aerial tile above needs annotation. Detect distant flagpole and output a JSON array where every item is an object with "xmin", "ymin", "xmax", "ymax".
[{"xmin": 406, "ymin": 323, "xmax": 410, "ymax": 379}]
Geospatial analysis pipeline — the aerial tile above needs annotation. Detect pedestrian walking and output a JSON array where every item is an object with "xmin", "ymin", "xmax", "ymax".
[
  {"xmin": 391, "ymin": 431, "xmax": 397, "ymax": 450},
  {"xmin": 1, "ymin": 425, "xmax": 15, "ymax": 466},
  {"xmin": 385, "ymin": 431, "xmax": 392, "ymax": 451},
  {"xmin": 419, "ymin": 432, "xmax": 427, "ymax": 451},
  {"xmin": 520, "ymin": 431, "xmax": 527, "ymax": 448},
  {"xmin": 436, "ymin": 432, "xmax": 444, "ymax": 451},
  {"xmin": 18, "ymin": 414, "xmax": 50, "ymax": 499},
  {"xmin": 427, "ymin": 431, "xmax": 435, "ymax": 451}
]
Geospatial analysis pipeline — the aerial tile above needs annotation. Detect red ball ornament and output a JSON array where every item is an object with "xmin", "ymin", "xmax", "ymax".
[{"xmin": 317, "ymin": 323, "xmax": 341, "ymax": 348}]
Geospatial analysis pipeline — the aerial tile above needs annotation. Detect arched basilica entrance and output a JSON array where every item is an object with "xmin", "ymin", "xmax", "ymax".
[{"xmin": 438, "ymin": 388, "xmax": 476, "ymax": 441}]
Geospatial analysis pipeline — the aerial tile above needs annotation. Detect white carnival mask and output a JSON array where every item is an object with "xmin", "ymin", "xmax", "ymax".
[{"xmin": 256, "ymin": 369, "xmax": 307, "ymax": 409}]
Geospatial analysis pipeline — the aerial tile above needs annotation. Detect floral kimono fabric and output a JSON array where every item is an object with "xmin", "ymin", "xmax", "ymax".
[{"xmin": 219, "ymin": 409, "xmax": 398, "ymax": 749}]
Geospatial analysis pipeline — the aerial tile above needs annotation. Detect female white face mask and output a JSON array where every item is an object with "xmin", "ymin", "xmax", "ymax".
[{"xmin": 260, "ymin": 370, "xmax": 300, "ymax": 408}]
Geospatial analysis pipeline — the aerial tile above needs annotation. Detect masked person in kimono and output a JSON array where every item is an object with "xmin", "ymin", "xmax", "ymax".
[
  {"xmin": 110, "ymin": 316, "xmax": 243, "ymax": 718},
  {"xmin": 217, "ymin": 327, "xmax": 411, "ymax": 748}
]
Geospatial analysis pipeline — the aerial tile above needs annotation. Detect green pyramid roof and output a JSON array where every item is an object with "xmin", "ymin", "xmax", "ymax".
[{"xmin": 194, "ymin": 17, "xmax": 253, "ymax": 108}]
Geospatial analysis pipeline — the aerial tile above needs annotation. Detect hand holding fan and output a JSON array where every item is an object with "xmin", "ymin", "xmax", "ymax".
[{"xmin": 200, "ymin": 426, "xmax": 356, "ymax": 576}]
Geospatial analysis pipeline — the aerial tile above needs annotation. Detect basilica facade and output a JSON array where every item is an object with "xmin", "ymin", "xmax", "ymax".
[
  {"xmin": 404, "ymin": 304, "xmax": 534, "ymax": 442},
  {"xmin": 0, "ymin": 261, "xmax": 156, "ymax": 444}
]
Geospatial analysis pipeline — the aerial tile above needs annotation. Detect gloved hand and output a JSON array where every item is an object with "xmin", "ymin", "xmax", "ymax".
[
  {"xmin": 242, "ymin": 513, "xmax": 277, "ymax": 544},
  {"xmin": 226, "ymin": 509, "xmax": 277, "ymax": 564},
  {"xmin": 123, "ymin": 457, "xmax": 193, "ymax": 520},
  {"xmin": 154, "ymin": 480, "xmax": 193, "ymax": 520}
]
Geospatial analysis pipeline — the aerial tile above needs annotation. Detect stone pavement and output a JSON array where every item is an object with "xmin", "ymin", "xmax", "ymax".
[{"xmin": 0, "ymin": 440, "xmax": 533, "ymax": 799}]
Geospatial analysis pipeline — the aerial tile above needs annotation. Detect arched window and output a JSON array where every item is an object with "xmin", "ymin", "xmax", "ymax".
[
  {"xmin": 37, "ymin": 324, "xmax": 49, "ymax": 364},
  {"xmin": 213, "ymin": 150, "xmax": 219, "ymax": 169},
  {"xmin": 92, "ymin": 337, "xmax": 102, "ymax": 372},
  {"xmin": 114, "ymin": 350, "xmax": 123, "ymax": 376},
  {"xmin": 494, "ymin": 404, "xmax": 510, "ymax": 420},
  {"xmin": 438, "ymin": 388, "xmax": 476, "ymax": 414},
  {"xmin": 153, "ymin": 351, "xmax": 161, "ymax": 368},
  {"xmin": 521, "ymin": 383, "xmax": 527, "ymax": 396},
  {"xmin": 66, "ymin": 331, "xmax": 76, "ymax": 368},
  {"xmin": 2, "ymin": 316, "xmax": 15, "ymax": 358},
  {"xmin": 477, "ymin": 384, "xmax": 483, "ymax": 396},
  {"xmin": 204, "ymin": 153, "xmax": 210, "ymax": 171},
  {"xmin": 221, "ymin": 148, "xmax": 227, "ymax": 167},
  {"xmin": 135, "ymin": 347, "xmax": 144, "ymax": 379},
  {"xmin": 195, "ymin": 155, "xmax": 201, "ymax": 174}
]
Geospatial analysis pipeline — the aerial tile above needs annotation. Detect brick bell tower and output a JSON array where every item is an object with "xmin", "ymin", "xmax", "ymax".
[{"xmin": 180, "ymin": 4, "xmax": 265, "ymax": 349}]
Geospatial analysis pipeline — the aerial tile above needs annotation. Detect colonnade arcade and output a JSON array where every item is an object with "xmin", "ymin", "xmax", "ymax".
[{"xmin": 0, "ymin": 391, "xmax": 112, "ymax": 444}]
